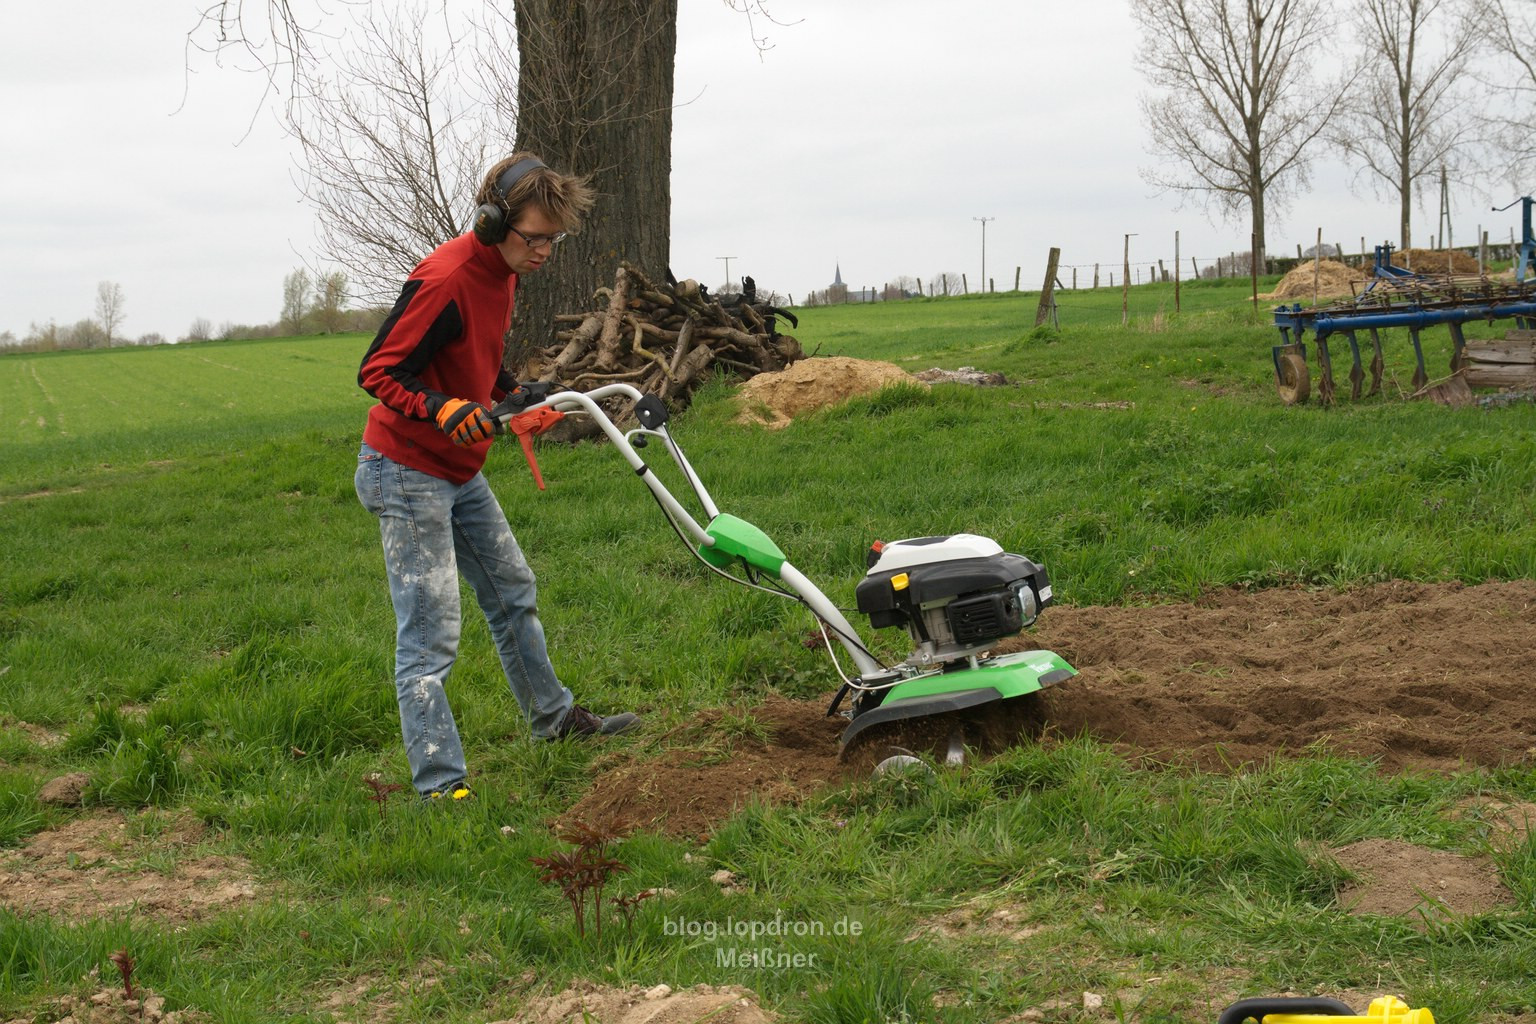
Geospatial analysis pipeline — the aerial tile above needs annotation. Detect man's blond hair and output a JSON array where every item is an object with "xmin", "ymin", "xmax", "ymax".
[{"xmin": 476, "ymin": 153, "xmax": 596, "ymax": 233}]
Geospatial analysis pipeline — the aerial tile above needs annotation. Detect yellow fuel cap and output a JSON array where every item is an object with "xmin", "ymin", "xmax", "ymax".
[{"xmin": 891, "ymin": 573, "xmax": 910, "ymax": 591}]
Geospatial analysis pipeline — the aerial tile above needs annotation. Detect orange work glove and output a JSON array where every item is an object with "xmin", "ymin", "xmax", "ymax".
[{"xmin": 434, "ymin": 398, "xmax": 495, "ymax": 446}]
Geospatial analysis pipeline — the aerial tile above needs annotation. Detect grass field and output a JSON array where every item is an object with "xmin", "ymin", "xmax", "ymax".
[{"xmin": 2, "ymin": 282, "xmax": 1535, "ymax": 1023}]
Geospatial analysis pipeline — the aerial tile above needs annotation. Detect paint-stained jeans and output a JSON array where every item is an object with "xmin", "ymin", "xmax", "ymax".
[{"xmin": 355, "ymin": 444, "xmax": 574, "ymax": 795}]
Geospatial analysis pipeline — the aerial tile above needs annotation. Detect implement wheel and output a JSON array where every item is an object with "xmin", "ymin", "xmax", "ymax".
[{"xmin": 1277, "ymin": 350, "xmax": 1310, "ymax": 405}]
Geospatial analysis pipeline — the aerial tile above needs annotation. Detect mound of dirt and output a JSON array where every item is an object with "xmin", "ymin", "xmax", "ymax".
[
  {"xmin": 568, "ymin": 581, "xmax": 1536, "ymax": 839},
  {"xmin": 0, "ymin": 812, "xmax": 259, "ymax": 923},
  {"xmin": 733, "ymin": 356, "xmax": 923, "ymax": 429},
  {"xmin": 1332, "ymin": 838, "xmax": 1512, "ymax": 924},
  {"xmin": 1263, "ymin": 260, "xmax": 1367, "ymax": 301},
  {"xmin": 1390, "ymin": 248, "xmax": 1481, "ymax": 275},
  {"xmin": 501, "ymin": 982, "xmax": 773, "ymax": 1024}
]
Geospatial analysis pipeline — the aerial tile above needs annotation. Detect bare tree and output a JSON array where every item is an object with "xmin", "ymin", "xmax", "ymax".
[
  {"xmin": 315, "ymin": 270, "xmax": 349, "ymax": 334},
  {"xmin": 283, "ymin": 3, "xmax": 493, "ymax": 305},
  {"xmin": 185, "ymin": 318, "xmax": 213, "ymax": 343},
  {"xmin": 1476, "ymin": 0, "xmax": 1536, "ymax": 189},
  {"xmin": 1132, "ymin": 0, "xmax": 1348, "ymax": 266},
  {"xmin": 94, "ymin": 281, "xmax": 126, "ymax": 347},
  {"xmin": 281, "ymin": 267, "xmax": 312, "ymax": 335},
  {"xmin": 1330, "ymin": 0, "xmax": 1483, "ymax": 250}
]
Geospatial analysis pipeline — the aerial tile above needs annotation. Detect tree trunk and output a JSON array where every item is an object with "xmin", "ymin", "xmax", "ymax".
[{"xmin": 510, "ymin": 0, "xmax": 678, "ymax": 361}]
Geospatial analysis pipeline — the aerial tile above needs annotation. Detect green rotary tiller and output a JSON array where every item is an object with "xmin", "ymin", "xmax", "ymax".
[{"xmin": 491, "ymin": 382, "xmax": 1076, "ymax": 764}]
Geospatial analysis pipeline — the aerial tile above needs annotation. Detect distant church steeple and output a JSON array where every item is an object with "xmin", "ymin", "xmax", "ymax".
[{"xmin": 833, "ymin": 263, "xmax": 844, "ymax": 286}]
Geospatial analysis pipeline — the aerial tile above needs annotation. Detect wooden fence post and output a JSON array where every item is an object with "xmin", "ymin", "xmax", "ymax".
[
  {"xmin": 1035, "ymin": 247, "xmax": 1061, "ymax": 327},
  {"xmin": 1175, "ymin": 230, "xmax": 1181, "ymax": 313},
  {"xmin": 1014, "ymin": 266, "xmax": 1021, "ymax": 291},
  {"xmin": 1313, "ymin": 227, "xmax": 1322, "ymax": 307}
]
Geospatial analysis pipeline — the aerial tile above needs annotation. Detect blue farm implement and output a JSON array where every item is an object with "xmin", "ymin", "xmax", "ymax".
[{"xmin": 1271, "ymin": 197, "xmax": 1536, "ymax": 405}]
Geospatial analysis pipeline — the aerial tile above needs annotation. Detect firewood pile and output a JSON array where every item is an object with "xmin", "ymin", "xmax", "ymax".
[{"xmin": 512, "ymin": 263, "xmax": 802, "ymax": 439}]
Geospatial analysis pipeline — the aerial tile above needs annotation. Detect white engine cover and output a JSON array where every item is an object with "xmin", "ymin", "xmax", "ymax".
[{"xmin": 866, "ymin": 534, "xmax": 1003, "ymax": 574}]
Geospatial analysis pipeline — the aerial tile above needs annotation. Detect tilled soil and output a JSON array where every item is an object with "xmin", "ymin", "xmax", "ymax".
[{"xmin": 568, "ymin": 580, "xmax": 1536, "ymax": 838}]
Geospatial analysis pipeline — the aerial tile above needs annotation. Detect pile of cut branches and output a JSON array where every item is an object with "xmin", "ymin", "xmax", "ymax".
[{"xmin": 508, "ymin": 264, "xmax": 802, "ymax": 436}]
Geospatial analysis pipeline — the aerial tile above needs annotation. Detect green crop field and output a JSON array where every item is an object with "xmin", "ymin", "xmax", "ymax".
[{"xmin": 2, "ymin": 286, "xmax": 1535, "ymax": 1023}]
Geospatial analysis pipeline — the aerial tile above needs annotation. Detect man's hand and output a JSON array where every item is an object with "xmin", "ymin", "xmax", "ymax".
[{"xmin": 434, "ymin": 398, "xmax": 495, "ymax": 446}]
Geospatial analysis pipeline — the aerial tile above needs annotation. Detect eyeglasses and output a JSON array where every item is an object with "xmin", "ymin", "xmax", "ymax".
[{"xmin": 507, "ymin": 225, "xmax": 568, "ymax": 249}]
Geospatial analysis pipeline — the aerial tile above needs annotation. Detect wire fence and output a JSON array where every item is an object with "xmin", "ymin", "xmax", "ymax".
[{"xmin": 793, "ymin": 235, "xmax": 1529, "ymax": 316}]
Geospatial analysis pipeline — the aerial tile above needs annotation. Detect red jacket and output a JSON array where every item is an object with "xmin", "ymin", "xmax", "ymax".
[{"xmin": 359, "ymin": 233, "xmax": 521, "ymax": 484}]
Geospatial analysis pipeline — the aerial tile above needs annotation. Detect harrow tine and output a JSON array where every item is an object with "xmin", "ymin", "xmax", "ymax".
[
  {"xmin": 1320, "ymin": 333, "xmax": 1333, "ymax": 405},
  {"xmin": 1368, "ymin": 328, "xmax": 1384, "ymax": 396},
  {"xmin": 1342, "ymin": 329, "xmax": 1364, "ymax": 400},
  {"xmin": 1408, "ymin": 327, "xmax": 1429, "ymax": 391},
  {"xmin": 1317, "ymin": 334, "xmax": 1336, "ymax": 406},
  {"xmin": 1448, "ymin": 322, "xmax": 1467, "ymax": 372}
]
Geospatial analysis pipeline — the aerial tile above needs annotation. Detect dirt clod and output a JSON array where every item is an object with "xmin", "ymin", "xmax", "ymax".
[{"xmin": 37, "ymin": 771, "xmax": 93, "ymax": 806}]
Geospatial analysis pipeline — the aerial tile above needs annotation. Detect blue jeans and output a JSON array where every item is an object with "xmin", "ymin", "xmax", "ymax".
[{"xmin": 355, "ymin": 444, "xmax": 574, "ymax": 795}]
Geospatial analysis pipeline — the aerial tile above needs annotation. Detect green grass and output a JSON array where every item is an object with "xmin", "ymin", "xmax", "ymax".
[{"xmin": 2, "ymin": 288, "xmax": 1535, "ymax": 1022}]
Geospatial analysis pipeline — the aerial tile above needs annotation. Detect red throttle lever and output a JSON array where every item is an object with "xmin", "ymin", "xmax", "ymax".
[{"xmin": 503, "ymin": 406, "xmax": 565, "ymax": 490}]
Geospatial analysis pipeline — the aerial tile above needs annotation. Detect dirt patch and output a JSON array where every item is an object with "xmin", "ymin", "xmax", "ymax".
[
  {"xmin": 3, "ymin": 985, "xmax": 210, "ymax": 1024},
  {"xmin": 2, "ymin": 716, "xmax": 65, "ymax": 749},
  {"xmin": 501, "ymin": 982, "xmax": 773, "ymax": 1024},
  {"xmin": 1456, "ymin": 796, "xmax": 1536, "ymax": 849},
  {"xmin": 564, "ymin": 697, "xmax": 849, "ymax": 840},
  {"xmin": 1331, "ymin": 838, "xmax": 1513, "ymax": 923},
  {"xmin": 569, "ymin": 581, "xmax": 1536, "ymax": 838},
  {"xmin": 0, "ymin": 811, "xmax": 259, "ymax": 923},
  {"xmin": 734, "ymin": 356, "xmax": 923, "ymax": 429},
  {"xmin": 1262, "ymin": 260, "xmax": 1368, "ymax": 301}
]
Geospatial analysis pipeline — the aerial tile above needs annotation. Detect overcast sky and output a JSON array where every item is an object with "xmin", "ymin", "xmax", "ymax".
[{"xmin": 0, "ymin": 1, "xmax": 1520, "ymax": 341}]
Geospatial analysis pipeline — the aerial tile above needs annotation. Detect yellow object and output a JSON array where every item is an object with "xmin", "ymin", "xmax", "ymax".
[
  {"xmin": 891, "ymin": 573, "xmax": 910, "ymax": 591},
  {"xmin": 1265, "ymin": 996, "xmax": 1434, "ymax": 1024}
]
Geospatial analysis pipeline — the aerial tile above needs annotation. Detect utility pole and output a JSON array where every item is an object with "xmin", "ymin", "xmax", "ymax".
[
  {"xmin": 1437, "ymin": 167, "xmax": 1452, "ymax": 250},
  {"xmin": 973, "ymin": 217, "xmax": 994, "ymax": 295},
  {"xmin": 717, "ymin": 256, "xmax": 737, "ymax": 290}
]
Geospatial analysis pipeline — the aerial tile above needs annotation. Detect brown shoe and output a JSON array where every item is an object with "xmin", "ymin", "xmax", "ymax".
[{"xmin": 551, "ymin": 704, "xmax": 640, "ymax": 740}]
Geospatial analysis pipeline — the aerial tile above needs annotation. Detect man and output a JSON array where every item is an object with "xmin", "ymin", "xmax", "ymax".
[{"xmin": 354, "ymin": 153, "xmax": 638, "ymax": 801}]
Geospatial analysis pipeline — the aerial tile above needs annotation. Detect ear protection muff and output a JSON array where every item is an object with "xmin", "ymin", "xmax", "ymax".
[{"xmin": 471, "ymin": 157, "xmax": 548, "ymax": 245}]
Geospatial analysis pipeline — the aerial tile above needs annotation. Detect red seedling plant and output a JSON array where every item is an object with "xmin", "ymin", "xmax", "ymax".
[
  {"xmin": 363, "ymin": 776, "xmax": 406, "ymax": 820},
  {"xmin": 108, "ymin": 948, "xmax": 136, "ymax": 1001},
  {"xmin": 529, "ymin": 819, "xmax": 633, "ymax": 940}
]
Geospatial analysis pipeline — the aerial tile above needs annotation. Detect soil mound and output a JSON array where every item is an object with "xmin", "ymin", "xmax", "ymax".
[
  {"xmin": 564, "ymin": 696, "xmax": 850, "ymax": 840},
  {"xmin": 1263, "ymin": 260, "xmax": 1367, "ymax": 301},
  {"xmin": 569, "ymin": 581, "xmax": 1536, "ymax": 837},
  {"xmin": 733, "ymin": 356, "xmax": 922, "ymax": 429},
  {"xmin": 1389, "ymin": 248, "xmax": 1481, "ymax": 275}
]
